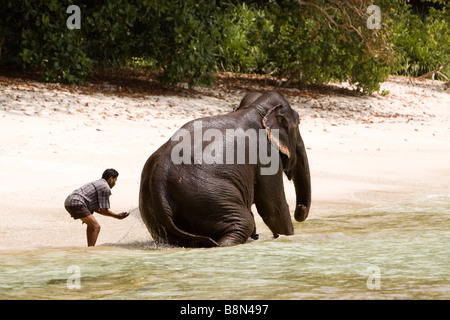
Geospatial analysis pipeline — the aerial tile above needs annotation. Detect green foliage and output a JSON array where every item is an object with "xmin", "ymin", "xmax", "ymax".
[
  {"xmin": 389, "ymin": 2, "xmax": 450, "ymax": 79},
  {"xmin": 217, "ymin": 2, "xmax": 271, "ymax": 73},
  {"xmin": 144, "ymin": 0, "xmax": 220, "ymax": 86},
  {"xmin": 0, "ymin": 0, "xmax": 448, "ymax": 91},
  {"xmin": 0, "ymin": 0, "xmax": 219, "ymax": 86},
  {"xmin": 1, "ymin": 0, "xmax": 93, "ymax": 84},
  {"xmin": 261, "ymin": 0, "xmax": 391, "ymax": 93},
  {"xmin": 85, "ymin": 0, "xmax": 139, "ymax": 68}
]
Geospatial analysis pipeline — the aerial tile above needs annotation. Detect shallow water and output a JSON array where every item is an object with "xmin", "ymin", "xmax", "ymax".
[{"xmin": 1, "ymin": 195, "xmax": 449, "ymax": 300}]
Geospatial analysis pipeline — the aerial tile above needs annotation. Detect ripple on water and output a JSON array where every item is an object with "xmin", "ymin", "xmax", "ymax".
[{"xmin": 1, "ymin": 197, "xmax": 449, "ymax": 299}]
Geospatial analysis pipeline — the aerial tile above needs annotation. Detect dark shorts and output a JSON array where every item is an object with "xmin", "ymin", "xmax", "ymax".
[{"xmin": 65, "ymin": 205, "xmax": 92, "ymax": 220}]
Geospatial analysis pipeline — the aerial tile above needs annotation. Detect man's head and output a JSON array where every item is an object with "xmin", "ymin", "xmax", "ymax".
[{"xmin": 102, "ymin": 168, "xmax": 119, "ymax": 188}]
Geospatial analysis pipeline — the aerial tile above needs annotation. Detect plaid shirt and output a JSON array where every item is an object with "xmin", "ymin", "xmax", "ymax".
[{"xmin": 65, "ymin": 179, "xmax": 111, "ymax": 213}]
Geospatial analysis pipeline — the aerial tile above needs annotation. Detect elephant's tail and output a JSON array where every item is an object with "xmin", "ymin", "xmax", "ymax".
[
  {"xmin": 145, "ymin": 203, "xmax": 220, "ymax": 248},
  {"xmin": 139, "ymin": 154, "xmax": 219, "ymax": 248},
  {"xmin": 163, "ymin": 220, "xmax": 220, "ymax": 248}
]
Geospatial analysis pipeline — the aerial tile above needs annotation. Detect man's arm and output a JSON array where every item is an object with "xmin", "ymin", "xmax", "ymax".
[{"xmin": 95, "ymin": 208, "xmax": 129, "ymax": 219}]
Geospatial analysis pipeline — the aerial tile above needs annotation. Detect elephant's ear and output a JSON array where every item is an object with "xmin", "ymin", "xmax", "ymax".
[{"xmin": 262, "ymin": 105, "xmax": 292, "ymax": 159}]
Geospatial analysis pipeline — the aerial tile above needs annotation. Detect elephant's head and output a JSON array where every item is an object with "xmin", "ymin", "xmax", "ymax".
[
  {"xmin": 237, "ymin": 91, "xmax": 312, "ymax": 222},
  {"xmin": 235, "ymin": 92, "xmax": 263, "ymax": 110}
]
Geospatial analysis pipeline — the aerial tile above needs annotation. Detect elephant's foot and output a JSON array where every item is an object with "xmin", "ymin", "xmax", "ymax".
[
  {"xmin": 250, "ymin": 225, "xmax": 259, "ymax": 240},
  {"xmin": 249, "ymin": 211, "xmax": 259, "ymax": 240}
]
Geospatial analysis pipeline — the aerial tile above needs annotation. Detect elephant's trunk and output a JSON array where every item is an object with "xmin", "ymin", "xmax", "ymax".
[{"xmin": 292, "ymin": 132, "xmax": 311, "ymax": 222}]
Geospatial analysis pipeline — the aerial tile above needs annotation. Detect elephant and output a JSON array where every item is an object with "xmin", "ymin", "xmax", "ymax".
[{"xmin": 139, "ymin": 91, "xmax": 311, "ymax": 247}]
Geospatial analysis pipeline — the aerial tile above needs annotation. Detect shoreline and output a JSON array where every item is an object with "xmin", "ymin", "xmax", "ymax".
[{"xmin": 0, "ymin": 75, "xmax": 449, "ymax": 250}]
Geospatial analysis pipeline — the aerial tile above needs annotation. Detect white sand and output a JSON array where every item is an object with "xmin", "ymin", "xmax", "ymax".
[{"xmin": 0, "ymin": 76, "xmax": 449, "ymax": 250}]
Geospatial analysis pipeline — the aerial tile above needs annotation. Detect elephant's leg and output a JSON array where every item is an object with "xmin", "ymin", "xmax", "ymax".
[
  {"xmin": 217, "ymin": 235, "xmax": 242, "ymax": 247},
  {"xmin": 216, "ymin": 208, "xmax": 255, "ymax": 246},
  {"xmin": 217, "ymin": 230, "xmax": 251, "ymax": 246},
  {"xmin": 249, "ymin": 211, "xmax": 259, "ymax": 240},
  {"xmin": 254, "ymin": 173, "xmax": 294, "ymax": 237}
]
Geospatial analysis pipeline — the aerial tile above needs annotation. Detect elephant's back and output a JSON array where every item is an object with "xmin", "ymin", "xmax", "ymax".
[{"xmin": 166, "ymin": 162, "xmax": 255, "ymax": 215}]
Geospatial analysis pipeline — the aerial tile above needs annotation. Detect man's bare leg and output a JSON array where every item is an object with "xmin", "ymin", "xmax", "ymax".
[{"xmin": 80, "ymin": 215, "xmax": 101, "ymax": 247}]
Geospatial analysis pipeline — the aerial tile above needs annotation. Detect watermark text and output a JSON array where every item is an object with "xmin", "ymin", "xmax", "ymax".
[{"xmin": 170, "ymin": 121, "xmax": 280, "ymax": 175}]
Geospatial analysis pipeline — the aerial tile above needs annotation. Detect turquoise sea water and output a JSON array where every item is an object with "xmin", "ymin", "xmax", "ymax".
[{"xmin": 1, "ymin": 195, "xmax": 449, "ymax": 300}]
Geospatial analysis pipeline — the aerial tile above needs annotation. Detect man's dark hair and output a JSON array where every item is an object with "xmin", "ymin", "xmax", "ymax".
[{"xmin": 102, "ymin": 168, "xmax": 119, "ymax": 180}]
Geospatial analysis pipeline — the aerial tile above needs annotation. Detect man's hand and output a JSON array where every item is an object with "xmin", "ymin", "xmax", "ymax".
[
  {"xmin": 95, "ymin": 208, "xmax": 129, "ymax": 219},
  {"xmin": 116, "ymin": 212, "xmax": 129, "ymax": 219}
]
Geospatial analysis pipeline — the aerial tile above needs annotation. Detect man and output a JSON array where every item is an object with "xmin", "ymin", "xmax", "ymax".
[{"xmin": 64, "ymin": 168, "xmax": 129, "ymax": 246}]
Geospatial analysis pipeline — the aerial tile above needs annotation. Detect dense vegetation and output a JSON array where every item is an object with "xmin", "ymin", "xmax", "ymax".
[{"xmin": 0, "ymin": 0, "xmax": 448, "ymax": 93}]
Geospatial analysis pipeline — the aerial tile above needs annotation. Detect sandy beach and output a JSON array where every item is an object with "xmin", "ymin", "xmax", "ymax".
[{"xmin": 0, "ymin": 75, "xmax": 449, "ymax": 250}]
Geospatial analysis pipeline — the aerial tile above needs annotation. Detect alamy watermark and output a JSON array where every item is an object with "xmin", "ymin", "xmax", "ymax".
[
  {"xmin": 66, "ymin": 5, "xmax": 81, "ymax": 30},
  {"xmin": 170, "ymin": 121, "xmax": 280, "ymax": 176},
  {"xmin": 366, "ymin": 266, "xmax": 381, "ymax": 290},
  {"xmin": 66, "ymin": 4, "xmax": 381, "ymax": 31},
  {"xmin": 66, "ymin": 265, "xmax": 81, "ymax": 290},
  {"xmin": 367, "ymin": 5, "xmax": 381, "ymax": 30}
]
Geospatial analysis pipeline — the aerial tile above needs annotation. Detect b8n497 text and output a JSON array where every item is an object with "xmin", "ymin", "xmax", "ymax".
[{"xmin": 224, "ymin": 304, "xmax": 268, "ymax": 315}]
